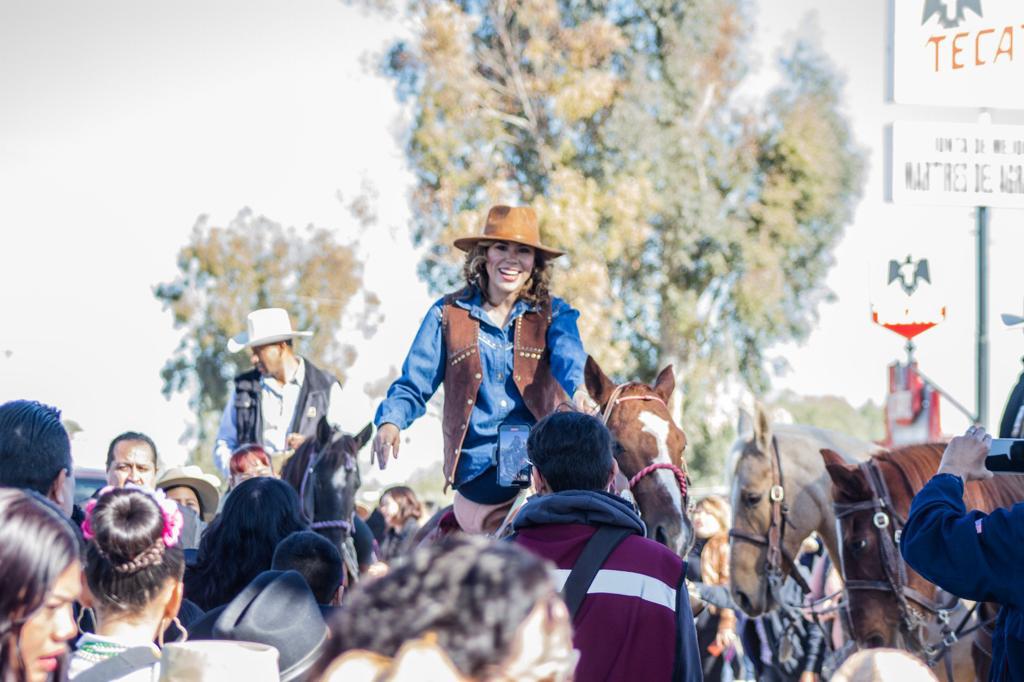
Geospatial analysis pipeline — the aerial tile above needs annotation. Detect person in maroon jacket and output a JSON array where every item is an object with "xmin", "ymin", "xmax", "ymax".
[{"xmin": 513, "ymin": 411, "xmax": 703, "ymax": 682}]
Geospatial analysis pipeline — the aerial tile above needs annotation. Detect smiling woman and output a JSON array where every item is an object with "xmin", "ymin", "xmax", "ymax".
[
  {"xmin": 0, "ymin": 488, "xmax": 81, "ymax": 682},
  {"xmin": 372, "ymin": 206, "xmax": 592, "ymax": 534}
]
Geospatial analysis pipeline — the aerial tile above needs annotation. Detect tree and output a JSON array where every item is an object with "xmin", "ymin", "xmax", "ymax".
[
  {"xmin": 359, "ymin": 0, "xmax": 865, "ymax": 478},
  {"xmin": 155, "ymin": 208, "xmax": 378, "ymax": 470},
  {"xmin": 772, "ymin": 390, "xmax": 885, "ymax": 444}
]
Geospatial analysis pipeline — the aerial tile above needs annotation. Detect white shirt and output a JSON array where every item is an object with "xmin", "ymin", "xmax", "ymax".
[{"xmin": 213, "ymin": 357, "xmax": 345, "ymax": 475}]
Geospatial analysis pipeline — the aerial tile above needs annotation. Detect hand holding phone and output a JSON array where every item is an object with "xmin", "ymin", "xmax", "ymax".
[{"xmin": 937, "ymin": 425, "xmax": 992, "ymax": 482}]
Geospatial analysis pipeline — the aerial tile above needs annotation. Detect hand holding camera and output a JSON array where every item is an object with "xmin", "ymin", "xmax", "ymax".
[{"xmin": 938, "ymin": 425, "xmax": 993, "ymax": 482}]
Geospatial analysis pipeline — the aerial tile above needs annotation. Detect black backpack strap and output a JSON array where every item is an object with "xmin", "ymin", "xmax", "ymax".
[{"xmin": 561, "ymin": 526, "xmax": 633, "ymax": 620}]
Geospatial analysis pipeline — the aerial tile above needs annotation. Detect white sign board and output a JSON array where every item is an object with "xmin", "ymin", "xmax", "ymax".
[
  {"xmin": 889, "ymin": 120, "xmax": 1024, "ymax": 207},
  {"xmin": 892, "ymin": 0, "xmax": 1024, "ymax": 109}
]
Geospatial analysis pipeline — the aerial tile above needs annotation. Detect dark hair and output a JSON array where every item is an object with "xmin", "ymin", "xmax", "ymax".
[
  {"xmin": 83, "ymin": 488, "xmax": 185, "ymax": 615},
  {"xmin": 0, "ymin": 400, "xmax": 71, "ymax": 496},
  {"xmin": 528, "ymin": 411, "xmax": 614, "ymax": 492},
  {"xmin": 184, "ymin": 477, "xmax": 308, "ymax": 611},
  {"xmin": 461, "ymin": 241, "xmax": 552, "ymax": 306},
  {"xmin": 105, "ymin": 431, "xmax": 159, "ymax": 471},
  {"xmin": 271, "ymin": 531, "xmax": 343, "ymax": 604},
  {"xmin": 380, "ymin": 486, "xmax": 423, "ymax": 526},
  {"xmin": 0, "ymin": 488, "xmax": 80, "ymax": 682},
  {"xmin": 314, "ymin": 535, "xmax": 553, "ymax": 678}
]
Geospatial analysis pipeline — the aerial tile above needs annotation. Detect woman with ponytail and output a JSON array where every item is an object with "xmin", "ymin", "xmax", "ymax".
[
  {"xmin": 0, "ymin": 488, "xmax": 81, "ymax": 682},
  {"xmin": 70, "ymin": 487, "xmax": 186, "ymax": 681}
]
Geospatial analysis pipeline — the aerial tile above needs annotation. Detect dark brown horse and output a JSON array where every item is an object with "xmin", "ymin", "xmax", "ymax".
[
  {"xmin": 584, "ymin": 356, "xmax": 694, "ymax": 557},
  {"xmin": 280, "ymin": 417, "xmax": 372, "ymax": 584},
  {"xmin": 823, "ymin": 444, "xmax": 1024, "ymax": 681}
]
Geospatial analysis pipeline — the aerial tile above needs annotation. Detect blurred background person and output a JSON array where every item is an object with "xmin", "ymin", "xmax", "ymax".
[
  {"xmin": 830, "ymin": 648, "xmax": 938, "ymax": 682},
  {"xmin": 271, "ymin": 531, "xmax": 344, "ymax": 611},
  {"xmin": 71, "ymin": 488, "xmax": 186, "ymax": 680},
  {"xmin": 0, "ymin": 400, "xmax": 75, "ymax": 518},
  {"xmin": 184, "ymin": 477, "xmax": 308, "ymax": 611},
  {"xmin": 377, "ymin": 486, "xmax": 423, "ymax": 563},
  {"xmin": 155, "ymin": 466, "xmax": 221, "ymax": 524},
  {"xmin": 0, "ymin": 487, "xmax": 81, "ymax": 682},
  {"xmin": 227, "ymin": 444, "xmax": 274, "ymax": 491},
  {"xmin": 104, "ymin": 432, "xmax": 159, "ymax": 490},
  {"xmin": 688, "ymin": 495, "xmax": 742, "ymax": 681},
  {"xmin": 314, "ymin": 535, "xmax": 576, "ymax": 682}
]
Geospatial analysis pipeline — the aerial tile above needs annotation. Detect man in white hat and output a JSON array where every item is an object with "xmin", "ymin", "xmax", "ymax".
[{"xmin": 213, "ymin": 308, "xmax": 345, "ymax": 476}]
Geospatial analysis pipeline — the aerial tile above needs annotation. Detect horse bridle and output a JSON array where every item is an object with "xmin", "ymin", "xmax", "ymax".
[
  {"xmin": 298, "ymin": 434, "xmax": 357, "ymax": 533},
  {"xmin": 728, "ymin": 436, "xmax": 814, "ymax": 598},
  {"xmin": 600, "ymin": 383, "xmax": 689, "ymax": 504},
  {"xmin": 832, "ymin": 459, "xmax": 986, "ymax": 675}
]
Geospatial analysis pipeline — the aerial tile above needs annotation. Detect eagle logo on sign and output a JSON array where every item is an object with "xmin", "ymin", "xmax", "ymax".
[
  {"xmin": 922, "ymin": 0, "xmax": 982, "ymax": 28},
  {"xmin": 888, "ymin": 256, "xmax": 930, "ymax": 296}
]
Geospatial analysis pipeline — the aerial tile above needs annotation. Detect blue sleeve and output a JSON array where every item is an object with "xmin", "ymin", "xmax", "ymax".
[
  {"xmin": 676, "ymin": 573, "xmax": 704, "ymax": 681},
  {"xmin": 373, "ymin": 302, "xmax": 446, "ymax": 431},
  {"xmin": 547, "ymin": 298, "xmax": 586, "ymax": 397},
  {"xmin": 213, "ymin": 392, "xmax": 238, "ymax": 477},
  {"xmin": 901, "ymin": 473, "xmax": 1024, "ymax": 608}
]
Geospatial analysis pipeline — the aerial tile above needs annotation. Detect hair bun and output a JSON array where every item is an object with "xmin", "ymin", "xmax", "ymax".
[{"xmin": 91, "ymin": 489, "xmax": 164, "ymax": 567}]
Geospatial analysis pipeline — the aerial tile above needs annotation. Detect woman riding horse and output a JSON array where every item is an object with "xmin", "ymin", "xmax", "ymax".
[{"xmin": 372, "ymin": 206, "xmax": 591, "ymax": 533}]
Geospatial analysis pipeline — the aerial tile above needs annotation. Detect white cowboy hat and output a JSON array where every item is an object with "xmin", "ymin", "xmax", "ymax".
[
  {"xmin": 227, "ymin": 308, "xmax": 312, "ymax": 353},
  {"xmin": 156, "ymin": 465, "xmax": 222, "ymax": 522},
  {"xmin": 159, "ymin": 641, "xmax": 279, "ymax": 682}
]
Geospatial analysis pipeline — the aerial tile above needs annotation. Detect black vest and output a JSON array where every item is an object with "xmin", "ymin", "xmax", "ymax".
[
  {"xmin": 233, "ymin": 358, "xmax": 338, "ymax": 447},
  {"xmin": 1000, "ymin": 359, "xmax": 1024, "ymax": 438}
]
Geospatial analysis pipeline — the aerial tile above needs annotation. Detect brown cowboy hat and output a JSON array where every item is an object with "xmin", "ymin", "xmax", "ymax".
[{"xmin": 452, "ymin": 206, "xmax": 564, "ymax": 258}]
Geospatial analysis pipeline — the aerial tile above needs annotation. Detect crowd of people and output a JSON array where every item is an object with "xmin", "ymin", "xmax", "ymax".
[{"xmin": 3, "ymin": 204, "xmax": 1020, "ymax": 681}]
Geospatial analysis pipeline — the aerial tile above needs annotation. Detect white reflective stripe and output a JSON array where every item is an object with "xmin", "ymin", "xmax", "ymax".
[{"xmin": 551, "ymin": 568, "xmax": 677, "ymax": 611}]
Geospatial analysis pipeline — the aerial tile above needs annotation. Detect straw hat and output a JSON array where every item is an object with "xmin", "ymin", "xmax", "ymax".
[
  {"xmin": 159, "ymin": 641, "xmax": 279, "ymax": 682},
  {"xmin": 156, "ymin": 466, "xmax": 222, "ymax": 522},
  {"xmin": 452, "ymin": 206, "xmax": 564, "ymax": 258},
  {"xmin": 227, "ymin": 308, "xmax": 312, "ymax": 353}
]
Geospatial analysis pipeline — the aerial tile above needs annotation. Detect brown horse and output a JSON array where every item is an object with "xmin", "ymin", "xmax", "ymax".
[
  {"xmin": 584, "ymin": 356, "xmax": 694, "ymax": 557},
  {"xmin": 729, "ymin": 406, "xmax": 880, "ymax": 616},
  {"xmin": 822, "ymin": 444, "xmax": 1024, "ymax": 681},
  {"xmin": 280, "ymin": 417, "xmax": 373, "ymax": 584}
]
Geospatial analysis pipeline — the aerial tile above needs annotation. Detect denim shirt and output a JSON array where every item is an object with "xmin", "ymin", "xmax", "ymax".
[{"xmin": 374, "ymin": 289, "xmax": 586, "ymax": 487}]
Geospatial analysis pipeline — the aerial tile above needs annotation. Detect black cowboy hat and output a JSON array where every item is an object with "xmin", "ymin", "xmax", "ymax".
[{"xmin": 189, "ymin": 570, "xmax": 328, "ymax": 682}]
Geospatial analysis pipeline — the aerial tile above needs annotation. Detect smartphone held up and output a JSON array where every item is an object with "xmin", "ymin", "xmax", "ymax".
[{"xmin": 984, "ymin": 439, "xmax": 1024, "ymax": 474}]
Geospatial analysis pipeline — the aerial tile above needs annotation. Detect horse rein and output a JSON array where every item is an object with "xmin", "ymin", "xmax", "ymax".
[
  {"xmin": 298, "ymin": 439, "xmax": 355, "ymax": 533},
  {"xmin": 600, "ymin": 383, "xmax": 689, "ymax": 503},
  {"xmin": 832, "ymin": 459, "xmax": 987, "ymax": 675}
]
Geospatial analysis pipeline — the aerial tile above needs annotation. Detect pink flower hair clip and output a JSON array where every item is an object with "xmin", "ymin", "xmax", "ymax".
[
  {"xmin": 79, "ymin": 485, "xmax": 183, "ymax": 547},
  {"xmin": 80, "ymin": 486, "xmax": 115, "ymax": 541},
  {"xmin": 149, "ymin": 488, "xmax": 184, "ymax": 547}
]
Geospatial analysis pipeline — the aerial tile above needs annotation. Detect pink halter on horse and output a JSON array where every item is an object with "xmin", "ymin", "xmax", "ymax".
[{"xmin": 600, "ymin": 383, "xmax": 689, "ymax": 504}]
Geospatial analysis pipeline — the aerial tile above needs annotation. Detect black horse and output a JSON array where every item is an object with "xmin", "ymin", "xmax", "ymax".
[{"xmin": 281, "ymin": 416, "xmax": 372, "ymax": 586}]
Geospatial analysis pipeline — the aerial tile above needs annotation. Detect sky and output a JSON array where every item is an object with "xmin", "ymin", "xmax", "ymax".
[{"xmin": 2, "ymin": 0, "xmax": 1023, "ymax": 491}]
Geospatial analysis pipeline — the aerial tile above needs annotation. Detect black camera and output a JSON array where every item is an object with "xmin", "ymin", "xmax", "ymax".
[{"xmin": 984, "ymin": 438, "xmax": 1024, "ymax": 474}]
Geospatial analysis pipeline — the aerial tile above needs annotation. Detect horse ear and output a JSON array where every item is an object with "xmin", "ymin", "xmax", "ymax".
[
  {"xmin": 652, "ymin": 365, "xmax": 675, "ymax": 403},
  {"xmin": 753, "ymin": 403, "xmax": 772, "ymax": 454},
  {"xmin": 584, "ymin": 355, "xmax": 617, "ymax": 406},
  {"xmin": 821, "ymin": 448, "xmax": 867, "ymax": 498},
  {"xmin": 354, "ymin": 423, "xmax": 373, "ymax": 450},
  {"xmin": 737, "ymin": 409, "xmax": 753, "ymax": 439},
  {"xmin": 316, "ymin": 416, "xmax": 332, "ymax": 446}
]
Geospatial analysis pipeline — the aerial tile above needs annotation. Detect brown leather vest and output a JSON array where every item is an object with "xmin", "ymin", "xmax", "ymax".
[{"xmin": 440, "ymin": 294, "xmax": 567, "ymax": 489}]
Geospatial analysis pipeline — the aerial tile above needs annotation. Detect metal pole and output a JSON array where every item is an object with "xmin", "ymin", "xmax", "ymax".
[{"xmin": 977, "ymin": 206, "xmax": 990, "ymax": 428}]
